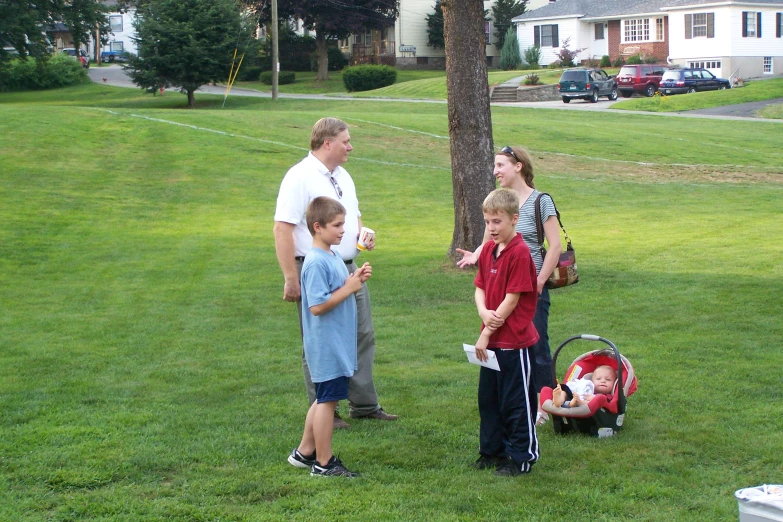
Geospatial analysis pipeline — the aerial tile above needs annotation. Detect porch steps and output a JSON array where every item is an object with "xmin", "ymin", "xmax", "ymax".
[{"xmin": 490, "ymin": 85, "xmax": 519, "ymax": 103}]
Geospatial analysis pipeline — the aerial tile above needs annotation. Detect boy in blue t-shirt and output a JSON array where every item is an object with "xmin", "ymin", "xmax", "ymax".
[{"xmin": 287, "ymin": 196, "xmax": 372, "ymax": 478}]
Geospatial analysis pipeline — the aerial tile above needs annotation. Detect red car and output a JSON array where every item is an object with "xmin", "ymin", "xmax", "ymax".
[
  {"xmin": 616, "ymin": 64, "xmax": 667, "ymax": 98},
  {"xmin": 61, "ymin": 48, "xmax": 89, "ymax": 69}
]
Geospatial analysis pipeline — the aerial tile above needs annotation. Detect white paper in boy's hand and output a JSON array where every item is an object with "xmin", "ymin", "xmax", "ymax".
[{"xmin": 463, "ymin": 344, "xmax": 500, "ymax": 371}]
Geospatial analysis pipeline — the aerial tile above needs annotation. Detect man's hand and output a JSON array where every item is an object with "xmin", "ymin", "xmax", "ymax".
[{"xmin": 283, "ymin": 278, "xmax": 301, "ymax": 302}]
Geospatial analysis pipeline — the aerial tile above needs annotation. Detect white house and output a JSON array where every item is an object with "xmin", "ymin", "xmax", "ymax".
[
  {"xmin": 101, "ymin": 9, "xmax": 138, "ymax": 58},
  {"xmin": 512, "ymin": 0, "xmax": 783, "ymax": 79},
  {"xmin": 340, "ymin": 0, "xmax": 508, "ymax": 68}
]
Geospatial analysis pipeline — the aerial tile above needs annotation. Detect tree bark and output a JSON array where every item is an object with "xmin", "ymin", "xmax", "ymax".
[
  {"xmin": 315, "ymin": 28, "xmax": 329, "ymax": 81},
  {"xmin": 442, "ymin": 0, "xmax": 496, "ymax": 262},
  {"xmin": 187, "ymin": 89, "xmax": 196, "ymax": 108}
]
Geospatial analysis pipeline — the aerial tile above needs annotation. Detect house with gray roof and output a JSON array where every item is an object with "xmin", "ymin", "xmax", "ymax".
[{"xmin": 512, "ymin": 0, "xmax": 783, "ymax": 79}]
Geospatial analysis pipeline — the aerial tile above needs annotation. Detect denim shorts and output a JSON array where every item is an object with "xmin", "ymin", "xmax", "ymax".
[{"xmin": 314, "ymin": 376, "xmax": 350, "ymax": 403}]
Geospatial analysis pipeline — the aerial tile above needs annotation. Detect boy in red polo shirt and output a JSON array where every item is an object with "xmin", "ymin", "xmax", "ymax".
[{"xmin": 472, "ymin": 188, "xmax": 540, "ymax": 476}]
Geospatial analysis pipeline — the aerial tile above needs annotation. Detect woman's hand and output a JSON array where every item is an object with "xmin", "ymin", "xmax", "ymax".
[{"xmin": 456, "ymin": 248, "xmax": 478, "ymax": 268}]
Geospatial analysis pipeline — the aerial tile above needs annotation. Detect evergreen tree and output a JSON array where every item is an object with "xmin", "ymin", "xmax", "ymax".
[
  {"xmin": 499, "ymin": 26, "xmax": 521, "ymax": 70},
  {"xmin": 125, "ymin": 0, "xmax": 243, "ymax": 107},
  {"xmin": 492, "ymin": 0, "xmax": 526, "ymax": 50},
  {"xmin": 426, "ymin": 0, "xmax": 444, "ymax": 49}
]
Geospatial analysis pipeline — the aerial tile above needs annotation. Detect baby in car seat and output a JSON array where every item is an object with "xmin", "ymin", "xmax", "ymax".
[{"xmin": 552, "ymin": 365, "xmax": 617, "ymax": 408}]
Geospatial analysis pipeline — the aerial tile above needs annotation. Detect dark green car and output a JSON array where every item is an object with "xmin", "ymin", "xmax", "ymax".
[{"xmin": 558, "ymin": 68, "xmax": 618, "ymax": 103}]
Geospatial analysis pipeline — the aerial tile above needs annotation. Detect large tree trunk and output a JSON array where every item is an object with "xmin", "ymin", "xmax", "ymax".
[
  {"xmin": 187, "ymin": 89, "xmax": 196, "ymax": 108},
  {"xmin": 315, "ymin": 29, "xmax": 329, "ymax": 81},
  {"xmin": 442, "ymin": 0, "xmax": 496, "ymax": 262}
]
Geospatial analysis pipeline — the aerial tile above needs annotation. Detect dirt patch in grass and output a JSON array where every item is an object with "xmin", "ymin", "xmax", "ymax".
[{"xmin": 534, "ymin": 152, "xmax": 783, "ymax": 185}]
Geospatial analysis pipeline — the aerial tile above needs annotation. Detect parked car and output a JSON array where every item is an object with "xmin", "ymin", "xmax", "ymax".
[
  {"xmin": 61, "ymin": 48, "xmax": 89, "ymax": 69},
  {"xmin": 659, "ymin": 68, "xmax": 731, "ymax": 95},
  {"xmin": 101, "ymin": 50, "xmax": 130, "ymax": 63},
  {"xmin": 616, "ymin": 64, "xmax": 668, "ymax": 98},
  {"xmin": 558, "ymin": 68, "xmax": 618, "ymax": 103}
]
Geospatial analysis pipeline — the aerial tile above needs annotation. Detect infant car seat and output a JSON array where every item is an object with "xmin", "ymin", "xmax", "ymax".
[{"xmin": 540, "ymin": 335, "xmax": 637, "ymax": 437}]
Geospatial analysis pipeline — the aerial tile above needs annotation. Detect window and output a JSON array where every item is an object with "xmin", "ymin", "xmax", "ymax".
[
  {"xmin": 688, "ymin": 60, "xmax": 721, "ymax": 69},
  {"xmin": 685, "ymin": 13, "xmax": 715, "ymax": 39},
  {"xmin": 622, "ymin": 18, "xmax": 663, "ymax": 42},
  {"xmin": 764, "ymin": 56, "xmax": 772, "ymax": 73},
  {"xmin": 693, "ymin": 13, "xmax": 707, "ymax": 37},
  {"xmin": 743, "ymin": 12, "xmax": 760, "ymax": 37},
  {"xmin": 595, "ymin": 23, "xmax": 604, "ymax": 40},
  {"xmin": 110, "ymin": 41, "xmax": 123, "ymax": 52},
  {"xmin": 110, "ymin": 15, "xmax": 122, "ymax": 32},
  {"xmin": 534, "ymin": 24, "xmax": 559, "ymax": 47},
  {"xmin": 485, "ymin": 21, "xmax": 491, "ymax": 44},
  {"xmin": 778, "ymin": 13, "xmax": 782, "ymax": 38}
]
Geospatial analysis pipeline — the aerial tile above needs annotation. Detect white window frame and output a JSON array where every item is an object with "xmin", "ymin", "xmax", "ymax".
[
  {"xmin": 656, "ymin": 18, "xmax": 664, "ymax": 40},
  {"xmin": 763, "ymin": 56, "xmax": 773, "ymax": 73},
  {"xmin": 110, "ymin": 41, "xmax": 124, "ymax": 52},
  {"xmin": 688, "ymin": 60, "xmax": 721, "ymax": 69},
  {"xmin": 110, "ymin": 15, "xmax": 123, "ymax": 33},
  {"xmin": 485, "ymin": 21, "xmax": 491, "ymax": 44},
  {"xmin": 623, "ymin": 18, "xmax": 651, "ymax": 42},
  {"xmin": 595, "ymin": 23, "xmax": 605, "ymax": 40}
]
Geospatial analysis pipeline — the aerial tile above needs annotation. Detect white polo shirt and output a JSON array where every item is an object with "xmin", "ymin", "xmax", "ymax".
[{"xmin": 274, "ymin": 152, "xmax": 361, "ymax": 261}]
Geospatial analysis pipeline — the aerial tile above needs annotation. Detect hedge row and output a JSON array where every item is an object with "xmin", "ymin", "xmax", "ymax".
[
  {"xmin": 342, "ymin": 65, "xmax": 397, "ymax": 92},
  {"xmin": 0, "ymin": 54, "xmax": 89, "ymax": 92}
]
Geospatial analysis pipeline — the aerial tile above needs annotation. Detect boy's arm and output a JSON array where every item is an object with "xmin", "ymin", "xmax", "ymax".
[
  {"xmin": 309, "ymin": 270, "xmax": 364, "ymax": 316},
  {"xmin": 494, "ymin": 292, "xmax": 521, "ymax": 322},
  {"xmin": 475, "ymin": 288, "xmax": 504, "ymax": 330}
]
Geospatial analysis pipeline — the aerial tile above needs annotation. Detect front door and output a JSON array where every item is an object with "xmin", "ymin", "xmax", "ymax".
[{"xmin": 592, "ymin": 23, "xmax": 608, "ymax": 59}]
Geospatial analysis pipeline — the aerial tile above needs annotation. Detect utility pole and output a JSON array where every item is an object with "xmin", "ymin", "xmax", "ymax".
[{"xmin": 271, "ymin": 0, "xmax": 279, "ymax": 100}]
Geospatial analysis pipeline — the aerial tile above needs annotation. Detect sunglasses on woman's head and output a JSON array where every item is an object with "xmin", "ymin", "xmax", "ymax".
[{"xmin": 500, "ymin": 146, "xmax": 521, "ymax": 164}]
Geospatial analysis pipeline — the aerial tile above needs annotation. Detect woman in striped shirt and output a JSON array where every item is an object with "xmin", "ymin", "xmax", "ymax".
[{"xmin": 457, "ymin": 146, "xmax": 562, "ymax": 427}]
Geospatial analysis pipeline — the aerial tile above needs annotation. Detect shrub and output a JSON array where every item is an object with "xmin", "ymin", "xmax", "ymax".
[
  {"xmin": 600, "ymin": 55, "xmax": 611, "ymax": 67},
  {"xmin": 555, "ymin": 37, "xmax": 585, "ymax": 67},
  {"xmin": 499, "ymin": 26, "xmax": 522, "ymax": 70},
  {"xmin": 626, "ymin": 54, "xmax": 642, "ymax": 65},
  {"xmin": 342, "ymin": 64, "xmax": 396, "ymax": 92},
  {"xmin": 612, "ymin": 56, "xmax": 625, "ymax": 67},
  {"xmin": 522, "ymin": 73, "xmax": 540, "ymax": 85},
  {"xmin": 260, "ymin": 70, "xmax": 296, "ymax": 85},
  {"xmin": 238, "ymin": 66, "xmax": 262, "ymax": 81},
  {"xmin": 0, "ymin": 54, "xmax": 88, "ymax": 92},
  {"xmin": 644, "ymin": 55, "xmax": 658, "ymax": 64},
  {"xmin": 523, "ymin": 45, "xmax": 541, "ymax": 69}
]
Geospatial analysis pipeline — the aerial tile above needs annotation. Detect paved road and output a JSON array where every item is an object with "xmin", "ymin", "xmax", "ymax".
[{"xmin": 88, "ymin": 65, "xmax": 782, "ymax": 121}]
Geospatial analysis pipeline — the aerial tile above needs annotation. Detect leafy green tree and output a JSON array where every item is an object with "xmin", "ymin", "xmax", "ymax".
[
  {"xmin": 426, "ymin": 0, "xmax": 444, "ymax": 49},
  {"xmin": 125, "ymin": 0, "xmax": 243, "ymax": 107},
  {"xmin": 523, "ymin": 45, "xmax": 541, "ymax": 68},
  {"xmin": 499, "ymin": 26, "xmax": 521, "ymax": 70},
  {"xmin": 248, "ymin": 0, "xmax": 399, "ymax": 82},
  {"xmin": 0, "ymin": 0, "xmax": 107, "ymax": 61},
  {"xmin": 492, "ymin": 0, "xmax": 526, "ymax": 50},
  {"xmin": 60, "ymin": 0, "xmax": 109, "ymax": 62}
]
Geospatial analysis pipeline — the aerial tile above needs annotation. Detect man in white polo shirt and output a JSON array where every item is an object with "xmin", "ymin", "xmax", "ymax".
[{"xmin": 273, "ymin": 117, "xmax": 397, "ymax": 429}]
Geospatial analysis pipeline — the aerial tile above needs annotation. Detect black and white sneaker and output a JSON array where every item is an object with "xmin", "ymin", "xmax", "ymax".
[
  {"xmin": 310, "ymin": 456, "xmax": 360, "ymax": 478},
  {"xmin": 288, "ymin": 448, "xmax": 316, "ymax": 469}
]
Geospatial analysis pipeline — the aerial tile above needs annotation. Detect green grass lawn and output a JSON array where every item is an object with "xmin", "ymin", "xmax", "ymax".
[
  {"xmin": 612, "ymin": 77, "xmax": 783, "ymax": 112},
  {"xmin": 1, "ymin": 86, "xmax": 782, "ymax": 521}
]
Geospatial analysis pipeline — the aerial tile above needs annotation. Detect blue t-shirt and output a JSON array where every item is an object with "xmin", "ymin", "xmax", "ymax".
[{"xmin": 301, "ymin": 248, "xmax": 358, "ymax": 383}]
